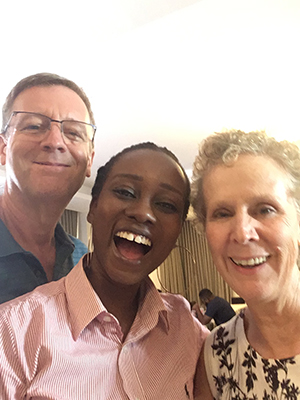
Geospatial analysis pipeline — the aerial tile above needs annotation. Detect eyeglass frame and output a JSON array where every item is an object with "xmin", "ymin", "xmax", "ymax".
[{"xmin": 1, "ymin": 111, "xmax": 97, "ymax": 143}]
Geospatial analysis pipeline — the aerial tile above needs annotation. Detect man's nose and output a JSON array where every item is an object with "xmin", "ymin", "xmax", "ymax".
[{"xmin": 40, "ymin": 122, "xmax": 67, "ymax": 151}]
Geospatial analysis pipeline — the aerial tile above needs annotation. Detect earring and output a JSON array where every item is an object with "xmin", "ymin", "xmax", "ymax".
[{"xmin": 156, "ymin": 244, "xmax": 196, "ymax": 295}]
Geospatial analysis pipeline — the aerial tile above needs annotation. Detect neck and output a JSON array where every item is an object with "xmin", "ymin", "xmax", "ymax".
[
  {"xmin": 0, "ymin": 185, "xmax": 67, "ymax": 232},
  {"xmin": 244, "ymin": 277, "xmax": 300, "ymax": 359},
  {"xmin": 0, "ymin": 189, "xmax": 67, "ymax": 280},
  {"xmin": 86, "ymin": 262, "xmax": 141, "ymax": 340}
]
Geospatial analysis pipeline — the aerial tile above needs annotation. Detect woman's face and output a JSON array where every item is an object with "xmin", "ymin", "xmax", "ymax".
[
  {"xmin": 203, "ymin": 154, "xmax": 300, "ymax": 304},
  {"xmin": 87, "ymin": 149, "xmax": 188, "ymax": 287}
]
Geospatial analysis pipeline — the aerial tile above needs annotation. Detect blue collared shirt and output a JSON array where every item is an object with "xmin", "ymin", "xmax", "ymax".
[{"xmin": 0, "ymin": 219, "xmax": 87, "ymax": 304}]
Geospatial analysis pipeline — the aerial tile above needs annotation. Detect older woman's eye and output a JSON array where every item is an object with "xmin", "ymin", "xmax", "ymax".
[
  {"xmin": 259, "ymin": 206, "xmax": 276, "ymax": 215},
  {"xmin": 212, "ymin": 209, "xmax": 232, "ymax": 219}
]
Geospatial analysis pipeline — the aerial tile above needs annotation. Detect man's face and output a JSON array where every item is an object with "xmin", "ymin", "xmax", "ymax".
[{"xmin": 0, "ymin": 85, "xmax": 94, "ymax": 203}]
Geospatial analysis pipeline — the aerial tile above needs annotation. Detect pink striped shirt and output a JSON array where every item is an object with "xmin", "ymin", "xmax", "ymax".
[{"xmin": 0, "ymin": 260, "xmax": 208, "ymax": 399}]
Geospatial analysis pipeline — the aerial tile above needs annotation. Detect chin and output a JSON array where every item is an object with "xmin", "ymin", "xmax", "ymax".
[{"xmin": 107, "ymin": 268, "xmax": 146, "ymax": 288}]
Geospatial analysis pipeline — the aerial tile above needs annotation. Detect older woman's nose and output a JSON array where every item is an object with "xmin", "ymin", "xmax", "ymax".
[{"xmin": 230, "ymin": 212, "xmax": 259, "ymax": 244}]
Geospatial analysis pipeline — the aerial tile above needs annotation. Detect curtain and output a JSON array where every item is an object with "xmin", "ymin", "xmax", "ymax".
[
  {"xmin": 157, "ymin": 220, "xmax": 233, "ymax": 303},
  {"xmin": 60, "ymin": 209, "xmax": 78, "ymax": 238}
]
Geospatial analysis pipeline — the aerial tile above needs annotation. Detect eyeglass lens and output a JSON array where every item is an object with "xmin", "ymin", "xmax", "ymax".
[{"xmin": 11, "ymin": 112, "xmax": 94, "ymax": 143}]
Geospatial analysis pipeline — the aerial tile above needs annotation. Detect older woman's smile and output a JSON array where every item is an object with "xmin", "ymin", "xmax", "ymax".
[{"xmin": 230, "ymin": 256, "xmax": 269, "ymax": 268}]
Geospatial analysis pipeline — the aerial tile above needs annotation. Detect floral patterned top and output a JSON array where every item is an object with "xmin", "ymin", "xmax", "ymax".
[{"xmin": 204, "ymin": 311, "xmax": 300, "ymax": 400}]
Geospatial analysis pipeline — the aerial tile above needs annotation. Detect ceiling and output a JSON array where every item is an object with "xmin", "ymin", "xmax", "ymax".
[{"xmin": 0, "ymin": 0, "xmax": 299, "ymax": 212}]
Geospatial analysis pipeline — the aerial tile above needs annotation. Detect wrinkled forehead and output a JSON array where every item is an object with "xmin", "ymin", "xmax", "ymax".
[{"xmin": 11, "ymin": 86, "xmax": 90, "ymax": 123}]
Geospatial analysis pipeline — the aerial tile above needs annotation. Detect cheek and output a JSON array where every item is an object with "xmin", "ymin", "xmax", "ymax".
[
  {"xmin": 69, "ymin": 145, "xmax": 90, "ymax": 164},
  {"xmin": 160, "ymin": 218, "xmax": 182, "ymax": 248},
  {"xmin": 274, "ymin": 216, "xmax": 298, "ymax": 248},
  {"xmin": 275, "ymin": 230, "xmax": 299, "ymax": 265},
  {"xmin": 9, "ymin": 140, "xmax": 38, "ymax": 163},
  {"xmin": 206, "ymin": 223, "xmax": 223, "ymax": 254}
]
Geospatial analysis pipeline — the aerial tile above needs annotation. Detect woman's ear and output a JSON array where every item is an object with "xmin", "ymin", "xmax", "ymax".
[{"xmin": 87, "ymin": 197, "xmax": 98, "ymax": 224}]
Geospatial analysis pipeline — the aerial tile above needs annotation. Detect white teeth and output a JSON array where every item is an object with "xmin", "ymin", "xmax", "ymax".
[
  {"xmin": 116, "ymin": 231, "xmax": 152, "ymax": 247},
  {"xmin": 232, "ymin": 256, "xmax": 267, "ymax": 267}
]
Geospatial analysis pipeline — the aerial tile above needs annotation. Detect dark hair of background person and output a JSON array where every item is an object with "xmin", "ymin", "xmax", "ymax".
[{"xmin": 199, "ymin": 288, "xmax": 213, "ymax": 298}]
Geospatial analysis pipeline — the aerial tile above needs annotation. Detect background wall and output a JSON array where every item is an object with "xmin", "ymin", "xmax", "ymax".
[
  {"xmin": 0, "ymin": 0, "xmax": 299, "ymax": 255},
  {"xmin": 0, "ymin": 0, "xmax": 299, "ymax": 194}
]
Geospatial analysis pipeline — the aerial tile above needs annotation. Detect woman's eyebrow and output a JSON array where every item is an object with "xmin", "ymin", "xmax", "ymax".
[
  {"xmin": 113, "ymin": 173, "xmax": 143, "ymax": 181},
  {"xmin": 160, "ymin": 182, "xmax": 184, "ymax": 196},
  {"xmin": 112, "ymin": 174, "xmax": 184, "ymax": 196}
]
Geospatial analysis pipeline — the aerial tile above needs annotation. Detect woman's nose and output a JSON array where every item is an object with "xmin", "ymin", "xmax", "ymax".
[
  {"xmin": 125, "ymin": 199, "xmax": 156, "ymax": 224},
  {"xmin": 230, "ymin": 213, "xmax": 259, "ymax": 244}
]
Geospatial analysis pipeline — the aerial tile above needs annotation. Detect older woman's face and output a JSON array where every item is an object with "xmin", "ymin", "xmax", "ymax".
[{"xmin": 203, "ymin": 154, "xmax": 300, "ymax": 304}]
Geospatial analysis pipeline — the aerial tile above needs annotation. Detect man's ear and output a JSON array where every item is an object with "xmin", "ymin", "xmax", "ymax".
[
  {"xmin": 87, "ymin": 197, "xmax": 98, "ymax": 224},
  {"xmin": 85, "ymin": 149, "xmax": 95, "ymax": 178},
  {"xmin": 0, "ymin": 135, "xmax": 7, "ymax": 166}
]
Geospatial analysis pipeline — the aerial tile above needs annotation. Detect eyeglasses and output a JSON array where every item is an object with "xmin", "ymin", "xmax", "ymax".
[{"xmin": 2, "ymin": 111, "xmax": 96, "ymax": 143}]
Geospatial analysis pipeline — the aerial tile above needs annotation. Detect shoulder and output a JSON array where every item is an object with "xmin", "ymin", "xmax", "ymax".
[
  {"xmin": 203, "ymin": 313, "xmax": 247, "ymax": 397},
  {"xmin": 161, "ymin": 292, "xmax": 209, "ymax": 338},
  {"xmin": 160, "ymin": 291, "xmax": 195, "ymax": 319},
  {"xmin": 68, "ymin": 235, "xmax": 88, "ymax": 265},
  {"xmin": 205, "ymin": 312, "xmax": 244, "ymax": 351},
  {"xmin": 68, "ymin": 235, "xmax": 88, "ymax": 249},
  {"xmin": 0, "ymin": 278, "xmax": 67, "ymax": 328},
  {"xmin": 214, "ymin": 296, "xmax": 227, "ymax": 304}
]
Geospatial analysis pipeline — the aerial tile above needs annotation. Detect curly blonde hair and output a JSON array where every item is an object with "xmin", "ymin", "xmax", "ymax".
[{"xmin": 191, "ymin": 130, "xmax": 300, "ymax": 224}]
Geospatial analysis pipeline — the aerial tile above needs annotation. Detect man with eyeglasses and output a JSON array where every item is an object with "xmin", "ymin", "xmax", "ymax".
[{"xmin": 0, "ymin": 73, "xmax": 95, "ymax": 304}]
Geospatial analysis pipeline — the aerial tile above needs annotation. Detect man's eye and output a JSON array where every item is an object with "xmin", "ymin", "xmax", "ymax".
[
  {"xmin": 64, "ymin": 130, "xmax": 84, "ymax": 141},
  {"xmin": 20, "ymin": 124, "xmax": 42, "ymax": 131}
]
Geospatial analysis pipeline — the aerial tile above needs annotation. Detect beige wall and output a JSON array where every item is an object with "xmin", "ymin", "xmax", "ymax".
[{"xmin": 149, "ymin": 270, "xmax": 162, "ymax": 290}]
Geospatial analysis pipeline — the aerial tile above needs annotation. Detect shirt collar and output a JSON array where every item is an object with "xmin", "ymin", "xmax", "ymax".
[
  {"xmin": 54, "ymin": 223, "xmax": 75, "ymax": 249},
  {"xmin": 0, "ymin": 219, "xmax": 24, "ymax": 256},
  {"xmin": 65, "ymin": 257, "xmax": 105, "ymax": 340},
  {"xmin": 132, "ymin": 278, "xmax": 170, "ymax": 337},
  {"xmin": 65, "ymin": 259, "xmax": 170, "ymax": 341},
  {"xmin": 0, "ymin": 219, "xmax": 74, "ymax": 257}
]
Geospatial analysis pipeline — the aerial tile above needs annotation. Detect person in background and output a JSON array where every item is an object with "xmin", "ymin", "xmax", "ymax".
[
  {"xmin": 0, "ymin": 73, "xmax": 95, "ymax": 304},
  {"xmin": 192, "ymin": 288, "xmax": 235, "ymax": 326},
  {"xmin": 0, "ymin": 142, "xmax": 209, "ymax": 399},
  {"xmin": 192, "ymin": 130, "xmax": 300, "ymax": 399}
]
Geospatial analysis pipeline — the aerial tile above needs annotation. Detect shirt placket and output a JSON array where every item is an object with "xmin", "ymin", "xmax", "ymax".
[{"xmin": 119, "ymin": 342, "xmax": 146, "ymax": 400}]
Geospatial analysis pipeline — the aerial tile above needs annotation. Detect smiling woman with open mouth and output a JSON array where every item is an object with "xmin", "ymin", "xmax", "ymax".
[
  {"xmin": 0, "ymin": 141, "xmax": 209, "ymax": 400},
  {"xmin": 192, "ymin": 130, "xmax": 300, "ymax": 400}
]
